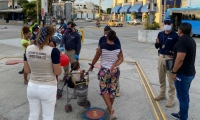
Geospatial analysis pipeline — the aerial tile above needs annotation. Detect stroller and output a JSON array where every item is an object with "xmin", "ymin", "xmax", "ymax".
[{"xmin": 57, "ymin": 68, "xmax": 91, "ymax": 113}]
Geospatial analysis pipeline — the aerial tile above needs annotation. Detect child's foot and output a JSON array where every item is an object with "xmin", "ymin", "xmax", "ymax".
[{"xmin": 110, "ymin": 109, "xmax": 117, "ymax": 120}]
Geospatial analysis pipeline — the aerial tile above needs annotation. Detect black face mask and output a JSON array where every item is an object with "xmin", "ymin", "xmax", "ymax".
[
  {"xmin": 67, "ymin": 28, "xmax": 72, "ymax": 33},
  {"xmin": 61, "ymin": 22, "xmax": 64, "ymax": 24}
]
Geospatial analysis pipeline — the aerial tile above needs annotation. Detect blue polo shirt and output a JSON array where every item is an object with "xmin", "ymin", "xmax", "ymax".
[
  {"xmin": 98, "ymin": 36, "xmax": 121, "ymax": 48},
  {"xmin": 61, "ymin": 23, "xmax": 67, "ymax": 30},
  {"xmin": 155, "ymin": 31, "xmax": 179, "ymax": 55}
]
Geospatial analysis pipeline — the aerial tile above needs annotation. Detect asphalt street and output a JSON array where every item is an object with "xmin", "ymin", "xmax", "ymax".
[{"xmin": 0, "ymin": 22, "xmax": 200, "ymax": 120}]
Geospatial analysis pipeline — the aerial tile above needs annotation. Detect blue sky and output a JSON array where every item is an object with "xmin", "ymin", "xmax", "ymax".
[{"xmin": 75, "ymin": 0, "xmax": 113, "ymax": 10}]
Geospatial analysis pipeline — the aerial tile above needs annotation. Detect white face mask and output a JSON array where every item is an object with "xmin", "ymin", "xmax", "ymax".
[
  {"xmin": 105, "ymin": 34, "xmax": 107, "ymax": 37},
  {"xmin": 28, "ymin": 22, "xmax": 32, "ymax": 25},
  {"xmin": 33, "ymin": 32, "xmax": 37, "ymax": 35},
  {"xmin": 164, "ymin": 25, "xmax": 172, "ymax": 31}
]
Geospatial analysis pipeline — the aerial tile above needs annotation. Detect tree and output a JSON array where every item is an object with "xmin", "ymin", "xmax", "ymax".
[
  {"xmin": 107, "ymin": 8, "xmax": 111, "ymax": 14},
  {"xmin": 17, "ymin": 0, "xmax": 28, "ymax": 6},
  {"xmin": 22, "ymin": 0, "xmax": 41, "ymax": 23}
]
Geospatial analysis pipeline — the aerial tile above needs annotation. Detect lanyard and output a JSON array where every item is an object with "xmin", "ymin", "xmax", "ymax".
[{"xmin": 162, "ymin": 32, "xmax": 170, "ymax": 49}]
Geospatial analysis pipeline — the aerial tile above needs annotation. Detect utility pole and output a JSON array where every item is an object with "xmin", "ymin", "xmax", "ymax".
[
  {"xmin": 98, "ymin": 0, "xmax": 102, "ymax": 18},
  {"xmin": 12, "ymin": 0, "xmax": 15, "ymax": 9},
  {"xmin": 148, "ymin": 0, "xmax": 155, "ymax": 25},
  {"xmin": 164, "ymin": 0, "xmax": 166, "ymax": 20},
  {"xmin": 37, "ymin": 0, "xmax": 39, "ymax": 23}
]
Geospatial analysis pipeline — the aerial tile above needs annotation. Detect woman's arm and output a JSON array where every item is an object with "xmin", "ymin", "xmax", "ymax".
[
  {"xmin": 91, "ymin": 47, "xmax": 101, "ymax": 65},
  {"xmin": 113, "ymin": 50, "xmax": 124, "ymax": 67},
  {"xmin": 23, "ymin": 43, "xmax": 29, "ymax": 49},
  {"xmin": 90, "ymin": 47, "xmax": 102, "ymax": 70},
  {"xmin": 52, "ymin": 48, "xmax": 62, "ymax": 75}
]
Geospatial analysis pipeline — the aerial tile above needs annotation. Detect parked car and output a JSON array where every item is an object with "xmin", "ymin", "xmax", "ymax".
[
  {"xmin": 127, "ymin": 19, "xmax": 141, "ymax": 25},
  {"xmin": 107, "ymin": 19, "xmax": 123, "ymax": 27},
  {"xmin": 85, "ymin": 18, "xmax": 92, "ymax": 22}
]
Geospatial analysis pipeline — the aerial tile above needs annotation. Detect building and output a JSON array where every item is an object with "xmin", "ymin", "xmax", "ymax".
[
  {"xmin": 0, "ymin": 0, "xmax": 23, "ymax": 21},
  {"xmin": 74, "ymin": 1, "xmax": 99, "ymax": 14},
  {"xmin": 111, "ymin": 0, "xmax": 182, "ymax": 24}
]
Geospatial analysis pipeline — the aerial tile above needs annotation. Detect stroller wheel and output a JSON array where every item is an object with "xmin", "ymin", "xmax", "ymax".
[
  {"xmin": 65, "ymin": 104, "xmax": 72, "ymax": 113},
  {"xmin": 85, "ymin": 100, "xmax": 91, "ymax": 108},
  {"xmin": 57, "ymin": 89, "xmax": 63, "ymax": 99}
]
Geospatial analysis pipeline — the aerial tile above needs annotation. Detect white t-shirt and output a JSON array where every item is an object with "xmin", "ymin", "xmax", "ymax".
[{"xmin": 72, "ymin": 70, "xmax": 82, "ymax": 82}]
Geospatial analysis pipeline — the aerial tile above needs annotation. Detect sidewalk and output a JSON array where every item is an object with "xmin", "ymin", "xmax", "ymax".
[{"xmin": 0, "ymin": 39, "xmax": 156, "ymax": 120}]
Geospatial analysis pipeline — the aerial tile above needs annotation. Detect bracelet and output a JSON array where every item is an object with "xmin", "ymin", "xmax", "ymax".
[{"xmin": 171, "ymin": 70, "xmax": 177, "ymax": 74}]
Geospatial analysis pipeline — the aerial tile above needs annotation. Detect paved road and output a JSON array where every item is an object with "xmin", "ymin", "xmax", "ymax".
[{"xmin": 0, "ymin": 22, "xmax": 200, "ymax": 120}]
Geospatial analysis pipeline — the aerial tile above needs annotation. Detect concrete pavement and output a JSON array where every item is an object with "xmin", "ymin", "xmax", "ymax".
[{"xmin": 1, "ymin": 23, "xmax": 200, "ymax": 120}]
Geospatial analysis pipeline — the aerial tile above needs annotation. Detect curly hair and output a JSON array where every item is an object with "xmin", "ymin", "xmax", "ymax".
[{"xmin": 21, "ymin": 26, "xmax": 30, "ymax": 39}]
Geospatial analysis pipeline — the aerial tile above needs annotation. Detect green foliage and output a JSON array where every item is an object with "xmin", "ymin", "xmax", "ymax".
[
  {"xmin": 131, "ymin": 12, "xmax": 137, "ymax": 17},
  {"xmin": 107, "ymin": 8, "xmax": 111, "ymax": 14},
  {"xmin": 22, "ymin": 0, "xmax": 41, "ymax": 23},
  {"xmin": 144, "ymin": 22, "xmax": 160, "ymax": 30}
]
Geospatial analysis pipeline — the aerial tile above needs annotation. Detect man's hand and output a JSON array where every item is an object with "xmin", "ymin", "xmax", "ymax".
[
  {"xmin": 171, "ymin": 73, "xmax": 177, "ymax": 81},
  {"xmin": 60, "ymin": 47, "xmax": 64, "ymax": 51},
  {"xmin": 74, "ymin": 54, "xmax": 79, "ymax": 60},
  {"xmin": 156, "ymin": 39, "xmax": 159, "ymax": 43}
]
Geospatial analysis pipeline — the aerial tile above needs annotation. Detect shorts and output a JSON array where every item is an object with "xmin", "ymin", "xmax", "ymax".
[{"xmin": 98, "ymin": 67, "xmax": 120, "ymax": 99}]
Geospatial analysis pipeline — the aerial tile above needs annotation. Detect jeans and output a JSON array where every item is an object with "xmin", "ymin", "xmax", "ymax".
[
  {"xmin": 174, "ymin": 74, "xmax": 195, "ymax": 120},
  {"xmin": 27, "ymin": 82, "xmax": 57, "ymax": 120}
]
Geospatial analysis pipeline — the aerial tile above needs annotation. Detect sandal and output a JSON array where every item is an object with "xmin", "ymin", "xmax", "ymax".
[{"xmin": 110, "ymin": 109, "xmax": 117, "ymax": 120}]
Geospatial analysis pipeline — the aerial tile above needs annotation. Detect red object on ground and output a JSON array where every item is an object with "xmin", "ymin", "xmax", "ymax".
[
  {"xmin": 86, "ymin": 109, "xmax": 104, "ymax": 119},
  {"xmin": 5, "ymin": 60, "xmax": 24, "ymax": 65},
  {"xmin": 60, "ymin": 54, "xmax": 70, "ymax": 66}
]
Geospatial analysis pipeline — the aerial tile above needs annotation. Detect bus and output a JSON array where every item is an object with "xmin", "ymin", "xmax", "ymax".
[{"xmin": 166, "ymin": 6, "xmax": 200, "ymax": 36}]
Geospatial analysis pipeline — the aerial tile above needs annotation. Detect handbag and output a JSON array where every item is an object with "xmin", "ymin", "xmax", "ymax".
[{"xmin": 166, "ymin": 59, "xmax": 174, "ymax": 70}]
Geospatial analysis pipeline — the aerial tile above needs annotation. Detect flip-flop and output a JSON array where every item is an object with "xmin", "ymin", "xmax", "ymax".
[{"xmin": 110, "ymin": 109, "xmax": 117, "ymax": 120}]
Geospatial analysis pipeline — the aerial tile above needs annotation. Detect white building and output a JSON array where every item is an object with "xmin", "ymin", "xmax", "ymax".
[
  {"xmin": 74, "ymin": 1, "xmax": 98, "ymax": 14},
  {"xmin": 187, "ymin": 0, "xmax": 200, "ymax": 7}
]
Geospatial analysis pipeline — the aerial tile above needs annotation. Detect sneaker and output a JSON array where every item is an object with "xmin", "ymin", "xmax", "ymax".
[
  {"xmin": 171, "ymin": 113, "xmax": 180, "ymax": 120},
  {"xmin": 166, "ymin": 99, "xmax": 175, "ymax": 108}
]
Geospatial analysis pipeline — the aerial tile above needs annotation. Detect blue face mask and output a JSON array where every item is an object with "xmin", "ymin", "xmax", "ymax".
[{"xmin": 67, "ymin": 28, "xmax": 72, "ymax": 33}]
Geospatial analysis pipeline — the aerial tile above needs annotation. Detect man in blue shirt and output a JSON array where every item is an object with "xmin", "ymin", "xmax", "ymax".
[
  {"xmin": 98, "ymin": 26, "xmax": 121, "ymax": 97},
  {"xmin": 154, "ymin": 18, "xmax": 179, "ymax": 108},
  {"xmin": 58, "ymin": 19, "xmax": 67, "ymax": 35},
  {"xmin": 60, "ymin": 21, "xmax": 81, "ymax": 77}
]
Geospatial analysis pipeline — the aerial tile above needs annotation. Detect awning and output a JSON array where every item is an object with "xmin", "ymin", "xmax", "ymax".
[
  {"xmin": 120, "ymin": 5, "xmax": 131, "ymax": 13},
  {"xmin": 141, "ymin": 3, "xmax": 149, "ymax": 13},
  {"xmin": 162, "ymin": 0, "xmax": 181, "ymax": 6},
  {"xmin": 111, "ymin": 6, "xmax": 121, "ymax": 14},
  {"xmin": 129, "ymin": 4, "xmax": 143, "ymax": 13}
]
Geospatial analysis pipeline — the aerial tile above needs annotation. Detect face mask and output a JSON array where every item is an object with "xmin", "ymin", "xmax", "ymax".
[
  {"xmin": 164, "ymin": 25, "xmax": 172, "ymax": 31},
  {"xmin": 105, "ymin": 34, "xmax": 107, "ymax": 37},
  {"xmin": 67, "ymin": 28, "xmax": 72, "ymax": 33},
  {"xmin": 28, "ymin": 22, "xmax": 32, "ymax": 25},
  {"xmin": 33, "ymin": 32, "xmax": 38, "ymax": 35}
]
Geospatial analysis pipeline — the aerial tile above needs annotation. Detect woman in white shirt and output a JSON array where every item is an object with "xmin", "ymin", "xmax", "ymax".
[{"xmin": 24, "ymin": 26, "xmax": 62, "ymax": 120}]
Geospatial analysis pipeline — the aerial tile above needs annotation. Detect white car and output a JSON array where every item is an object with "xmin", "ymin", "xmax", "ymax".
[
  {"xmin": 85, "ymin": 18, "xmax": 92, "ymax": 22},
  {"xmin": 127, "ymin": 19, "xmax": 141, "ymax": 25}
]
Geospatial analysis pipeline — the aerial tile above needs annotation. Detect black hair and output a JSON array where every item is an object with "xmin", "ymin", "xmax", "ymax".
[
  {"xmin": 107, "ymin": 30, "xmax": 116, "ymax": 41},
  {"xmin": 178, "ymin": 22, "xmax": 192, "ymax": 35},
  {"xmin": 67, "ymin": 21, "xmax": 76, "ymax": 27},
  {"xmin": 71, "ymin": 61, "xmax": 80, "ymax": 70},
  {"xmin": 61, "ymin": 19, "xmax": 64, "ymax": 22}
]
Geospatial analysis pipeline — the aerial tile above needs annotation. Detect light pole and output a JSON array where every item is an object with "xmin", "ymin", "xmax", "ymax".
[
  {"xmin": 148, "ymin": 0, "xmax": 155, "ymax": 25},
  {"xmin": 37, "ymin": 0, "xmax": 39, "ymax": 23},
  {"xmin": 163, "ymin": 0, "xmax": 166, "ymax": 20},
  {"xmin": 98, "ymin": 0, "xmax": 102, "ymax": 18}
]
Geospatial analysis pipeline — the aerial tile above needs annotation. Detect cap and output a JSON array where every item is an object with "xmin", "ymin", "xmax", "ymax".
[
  {"xmin": 32, "ymin": 26, "xmax": 39, "ymax": 31},
  {"xmin": 104, "ymin": 26, "xmax": 111, "ymax": 31},
  {"xmin": 164, "ymin": 18, "xmax": 173, "ymax": 24}
]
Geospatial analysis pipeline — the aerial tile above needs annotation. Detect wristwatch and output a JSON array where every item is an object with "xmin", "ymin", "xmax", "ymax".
[{"xmin": 171, "ymin": 70, "xmax": 177, "ymax": 74}]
